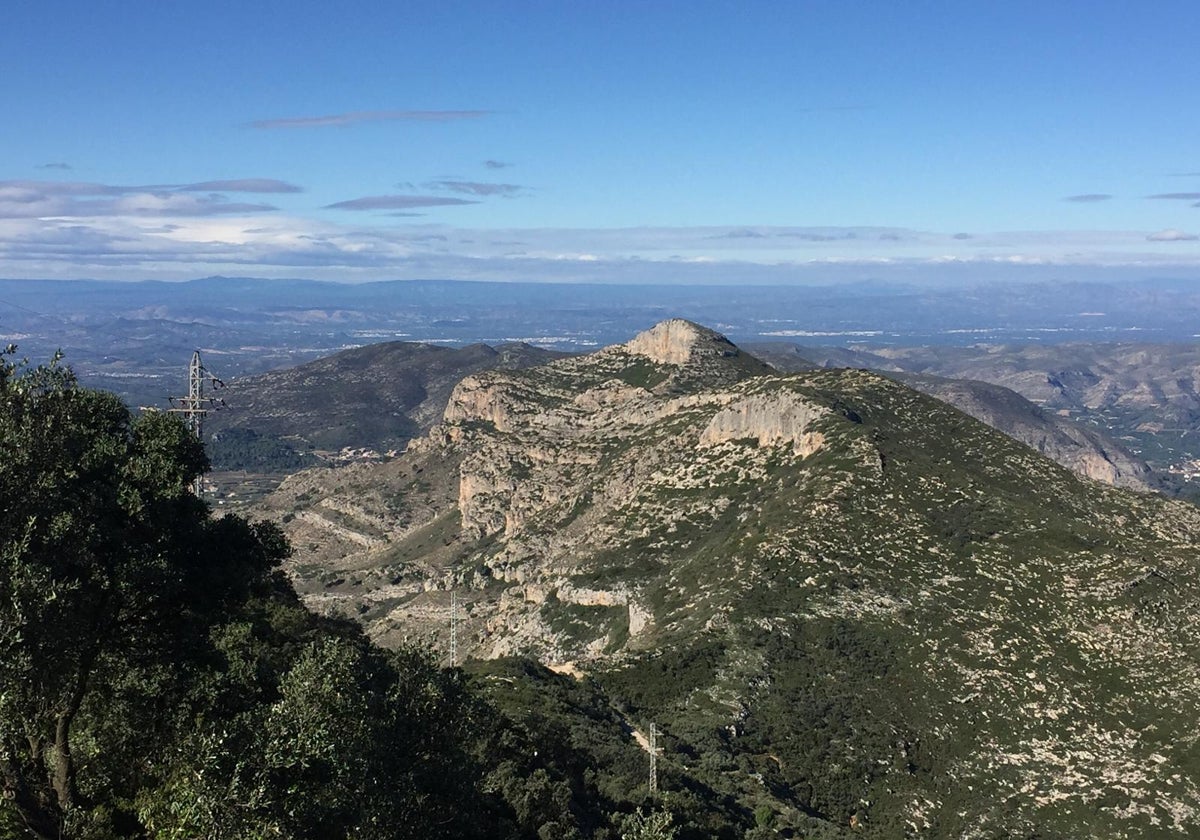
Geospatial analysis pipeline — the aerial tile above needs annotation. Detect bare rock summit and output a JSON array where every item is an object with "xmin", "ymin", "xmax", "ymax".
[{"xmin": 623, "ymin": 318, "xmax": 737, "ymax": 365}]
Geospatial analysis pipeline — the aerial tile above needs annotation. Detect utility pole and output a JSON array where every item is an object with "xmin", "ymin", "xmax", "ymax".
[{"xmin": 649, "ymin": 722, "xmax": 658, "ymax": 796}]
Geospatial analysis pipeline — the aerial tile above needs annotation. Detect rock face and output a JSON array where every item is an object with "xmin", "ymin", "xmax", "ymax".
[
  {"xmin": 699, "ymin": 392, "xmax": 828, "ymax": 456},
  {"xmin": 624, "ymin": 318, "xmax": 737, "ymax": 365},
  {"xmin": 255, "ymin": 320, "xmax": 1200, "ymax": 839}
]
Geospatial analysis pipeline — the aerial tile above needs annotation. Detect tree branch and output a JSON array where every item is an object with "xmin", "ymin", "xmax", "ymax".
[{"xmin": 2, "ymin": 751, "xmax": 59, "ymax": 840}]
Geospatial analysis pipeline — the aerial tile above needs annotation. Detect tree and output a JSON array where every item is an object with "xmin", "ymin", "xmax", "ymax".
[
  {"xmin": 0, "ymin": 350, "xmax": 287, "ymax": 838},
  {"xmin": 620, "ymin": 807, "xmax": 677, "ymax": 840},
  {"xmin": 138, "ymin": 634, "xmax": 491, "ymax": 840}
]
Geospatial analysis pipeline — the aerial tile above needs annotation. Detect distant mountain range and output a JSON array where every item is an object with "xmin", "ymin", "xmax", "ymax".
[
  {"xmin": 252, "ymin": 320, "xmax": 1200, "ymax": 838},
  {"xmin": 4, "ymin": 274, "xmax": 1200, "ymax": 376},
  {"xmin": 3, "ymin": 275, "xmax": 1198, "ymax": 479}
]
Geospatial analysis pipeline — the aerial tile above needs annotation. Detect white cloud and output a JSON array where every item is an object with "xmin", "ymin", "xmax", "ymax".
[
  {"xmin": 5, "ymin": 214, "xmax": 1200, "ymax": 282},
  {"xmin": 0, "ymin": 179, "xmax": 282, "ymax": 218},
  {"xmin": 1147, "ymin": 228, "xmax": 1199, "ymax": 242}
]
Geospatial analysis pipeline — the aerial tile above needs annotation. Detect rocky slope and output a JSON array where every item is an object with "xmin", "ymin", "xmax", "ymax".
[
  {"xmin": 890, "ymin": 372, "xmax": 1160, "ymax": 491},
  {"xmin": 751, "ymin": 343, "xmax": 1163, "ymax": 492},
  {"xmin": 256, "ymin": 320, "xmax": 1200, "ymax": 838},
  {"xmin": 750, "ymin": 340, "xmax": 1200, "ymax": 483}
]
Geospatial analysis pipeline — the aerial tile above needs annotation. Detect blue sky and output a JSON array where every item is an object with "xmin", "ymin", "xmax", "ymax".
[{"xmin": 3, "ymin": 1, "xmax": 1200, "ymax": 282}]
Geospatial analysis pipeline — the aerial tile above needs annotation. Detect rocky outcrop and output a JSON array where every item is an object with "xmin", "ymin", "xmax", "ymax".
[
  {"xmin": 442, "ymin": 374, "xmax": 518, "ymax": 432},
  {"xmin": 623, "ymin": 318, "xmax": 736, "ymax": 365},
  {"xmin": 699, "ymin": 391, "xmax": 829, "ymax": 456}
]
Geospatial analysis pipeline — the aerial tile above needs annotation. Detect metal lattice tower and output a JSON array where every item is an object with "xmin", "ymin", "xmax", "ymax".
[
  {"xmin": 167, "ymin": 350, "xmax": 225, "ymax": 492},
  {"xmin": 649, "ymin": 723, "xmax": 659, "ymax": 796},
  {"xmin": 169, "ymin": 351, "xmax": 215, "ymax": 439},
  {"xmin": 449, "ymin": 590, "xmax": 458, "ymax": 666}
]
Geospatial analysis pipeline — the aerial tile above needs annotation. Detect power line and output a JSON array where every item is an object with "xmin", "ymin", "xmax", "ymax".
[
  {"xmin": 0, "ymin": 295, "xmax": 50, "ymax": 336},
  {"xmin": 0, "ymin": 295, "xmax": 49, "ymax": 318}
]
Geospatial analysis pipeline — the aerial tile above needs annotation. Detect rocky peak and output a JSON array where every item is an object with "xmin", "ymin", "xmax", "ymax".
[
  {"xmin": 623, "ymin": 319, "xmax": 739, "ymax": 365},
  {"xmin": 618, "ymin": 319, "xmax": 774, "ymax": 391}
]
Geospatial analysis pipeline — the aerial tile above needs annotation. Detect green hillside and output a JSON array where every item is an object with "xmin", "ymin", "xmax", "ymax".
[{"xmin": 260, "ymin": 320, "xmax": 1200, "ymax": 838}]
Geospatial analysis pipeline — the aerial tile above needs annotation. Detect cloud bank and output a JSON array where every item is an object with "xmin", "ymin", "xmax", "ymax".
[
  {"xmin": 0, "ymin": 179, "xmax": 296, "ymax": 219},
  {"xmin": 1147, "ymin": 228, "xmax": 1198, "ymax": 241},
  {"xmin": 3, "ymin": 214, "xmax": 1200, "ymax": 283}
]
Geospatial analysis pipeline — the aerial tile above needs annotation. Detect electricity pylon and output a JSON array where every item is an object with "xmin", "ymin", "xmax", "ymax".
[
  {"xmin": 167, "ymin": 350, "xmax": 225, "ymax": 493},
  {"xmin": 649, "ymin": 722, "xmax": 659, "ymax": 795},
  {"xmin": 449, "ymin": 590, "xmax": 459, "ymax": 666},
  {"xmin": 168, "ymin": 350, "xmax": 225, "ymax": 440}
]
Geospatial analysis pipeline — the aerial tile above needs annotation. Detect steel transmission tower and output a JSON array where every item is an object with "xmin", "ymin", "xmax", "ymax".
[
  {"xmin": 649, "ymin": 722, "xmax": 659, "ymax": 795},
  {"xmin": 169, "ymin": 350, "xmax": 224, "ymax": 439},
  {"xmin": 167, "ymin": 350, "xmax": 225, "ymax": 492},
  {"xmin": 448, "ymin": 590, "xmax": 459, "ymax": 666}
]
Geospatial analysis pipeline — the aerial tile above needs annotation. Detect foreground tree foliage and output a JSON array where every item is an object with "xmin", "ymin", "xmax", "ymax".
[
  {"xmin": 0, "ymin": 353, "xmax": 494, "ymax": 839},
  {"xmin": 138, "ymin": 628, "xmax": 488, "ymax": 839},
  {"xmin": 0, "ymin": 351, "xmax": 286, "ymax": 837}
]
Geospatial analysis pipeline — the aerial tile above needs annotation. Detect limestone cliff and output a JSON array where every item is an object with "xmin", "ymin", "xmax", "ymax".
[
  {"xmin": 624, "ymin": 318, "xmax": 738, "ymax": 365},
  {"xmin": 699, "ymin": 391, "xmax": 828, "ymax": 456}
]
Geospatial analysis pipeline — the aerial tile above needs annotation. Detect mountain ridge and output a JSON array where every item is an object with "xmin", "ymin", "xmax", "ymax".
[{"xmin": 254, "ymin": 320, "xmax": 1200, "ymax": 838}]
